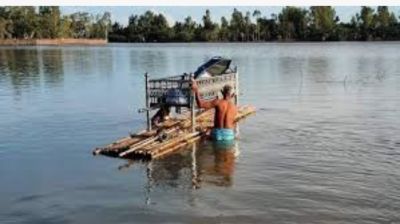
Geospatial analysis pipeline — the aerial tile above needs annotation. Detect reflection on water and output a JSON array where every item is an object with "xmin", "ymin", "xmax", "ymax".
[
  {"xmin": 1, "ymin": 43, "xmax": 400, "ymax": 223},
  {"xmin": 195, "ymin": 141, "xmax": 238, "ymax": 188},
  {"xmin": 0, "ymin": 48, "xmax": 65, "ymax": 99},
  {"xmin": 143, "ymin": 140, "xmax": 240, "ymax": 190},
  {"xmin": 0, "ymin": 49, "xmax": 41, "ymax": 95},
  {"xmin": 140, "ymin": 140, "xmax": 240, "ymax": 205},
  {"xmin": 41, "ymin": 49, "xmax": 64, "ymax": 86}
]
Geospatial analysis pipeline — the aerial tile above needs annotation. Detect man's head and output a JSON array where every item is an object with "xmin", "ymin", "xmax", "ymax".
[{"xmin": 221, "ymin": 84, "xmax": 233, "ymax": 99}]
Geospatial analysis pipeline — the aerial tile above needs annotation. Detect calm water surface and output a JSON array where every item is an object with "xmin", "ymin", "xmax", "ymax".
[{"xmin": 0, "ymin": 43, "xmax": 399, "ymax": 223}]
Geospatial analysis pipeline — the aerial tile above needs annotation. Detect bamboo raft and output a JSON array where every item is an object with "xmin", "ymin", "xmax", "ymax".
[
  {"xmin": 94, "ymin": 58, "xmax": 255, "ymax": 160},
  {"xmin": 93, "ymin": 105, "xmax": 255, "ymax": 160}
]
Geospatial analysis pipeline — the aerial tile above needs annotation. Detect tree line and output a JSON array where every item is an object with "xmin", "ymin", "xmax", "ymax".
[
  {"xmin": 0, "ymin": 6, "xmax": 111, "ymax": 39},
  {"xmin": 110, "ymin": 6, "xmax": 400, "ymax": 42},
  {"xmin": 1, "ymin": 6, "xmax": 399, "ymax": 42}
]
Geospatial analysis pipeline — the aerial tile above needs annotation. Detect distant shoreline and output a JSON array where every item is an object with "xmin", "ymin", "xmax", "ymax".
[
  {"xmin": 1, "ymin": 39, "xmax": 400, "ymax": 46},
  {"xmin": 108, "ymin": 40, "xmax": 400, "ymax": 43},
  {"xmin": 0, "ymin": 38, "xmax": 107, "ymax": 46}
]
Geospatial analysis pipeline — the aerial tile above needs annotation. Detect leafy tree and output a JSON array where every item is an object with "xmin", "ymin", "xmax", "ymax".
[
  {"xmin": 38, "ymin": 6, "xmax": 61, "ymax": 38},
  {"xmin": 0, "ymin": 7, "xmax": 13, "ymax": 39},
  {"xmin": 200, "ymin": 9, "xmax": 218, "ymax": 41},
  {"xmin": 258, "ymin": 16, "xmax": 279, "ymax": 41},
  {"xmin": 58, "ymin": 15, "xmax": 73, "ymax": 38},
  {"xmin": 278, "ymin": 6, "xmax": 308, "ymax": 40},
  {"xmin": 124, "ymin": 11, "xmax": 172, "ymax": 42},
  {"xmin": 173, "ymin": 16, "xmax": 197, "ymax": 42},
  {"xmin": 374, "ymin": 6, "xmax": 397, "ymax": 39},
  {"xmin": 358, "ymin": 6, "xmax": 375, "ymax": 40},
  {"xmin": 309, "ymin": 6, "xmax": 338, "ymax": 40},
  {"xmin": 108, "ymin": 22, "xmax": 126, "ymax": 42},
  {"xmin": 70, "ymin": 12, "xmax": 92, "ymax": 38},
  {"xmin": 218, "ymin": 16, "xmax": 230, "ymax": 41},
  {"xmin": 230, "ymin": 8, "xmax": 245, "ymax": 41},
  {"xmin": 8, "ymin": 6, "xmax": 38, "ymax": 38},
  {"xmin": 90, "ymin": 12, "xmax": 111, "ymax": 39},
  {"xmin": 126, "ymin": 15, "xmax": 143, "ymax": 42},
  {"xmin": 253, "ymin": 10, "xmax": 261, "ymax": 41}
]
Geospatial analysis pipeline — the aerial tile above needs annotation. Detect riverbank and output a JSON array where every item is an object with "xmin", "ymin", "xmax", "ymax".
[{"xmin": 0, "ymin": 38, "xmax": 107, "ymax": 46}]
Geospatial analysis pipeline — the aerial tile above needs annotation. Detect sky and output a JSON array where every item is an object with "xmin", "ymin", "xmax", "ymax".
[{"xmin": 61, "ymin": 6, "xmax": 400, "ymax": 26}]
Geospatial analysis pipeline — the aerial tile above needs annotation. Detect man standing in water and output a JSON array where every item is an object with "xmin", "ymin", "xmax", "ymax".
[{"xmin": 191, "ymin": 79, "xmax": 237, "ymax": 141}]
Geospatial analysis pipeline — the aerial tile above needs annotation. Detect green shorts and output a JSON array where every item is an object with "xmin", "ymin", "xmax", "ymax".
[{"xmin": 211, "ymin": 128, "xmax": 235, "ymax": 141}]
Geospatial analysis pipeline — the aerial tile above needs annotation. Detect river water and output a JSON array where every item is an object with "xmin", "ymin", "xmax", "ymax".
[{"xmin": 0, "ymin": 43, "xmax": 399, "ymax": 223}]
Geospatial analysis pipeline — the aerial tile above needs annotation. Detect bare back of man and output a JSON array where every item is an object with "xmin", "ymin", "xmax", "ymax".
[
  {"xmin": 214, "ymin": 99, "xmax": 237, "ymax": 129},
  {"xmin": 191, "ymin": 79, "xmax": 237, "ymax": 130}
]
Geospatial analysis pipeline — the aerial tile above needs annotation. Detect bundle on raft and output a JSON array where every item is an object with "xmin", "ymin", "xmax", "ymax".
[{"xmin": 93, "ymin": 106, "xmax": 255, "ymax": 160}]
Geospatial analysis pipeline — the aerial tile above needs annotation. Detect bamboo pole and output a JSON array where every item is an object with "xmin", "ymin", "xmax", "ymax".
[
  {"xmin": 148, "ymin": 131, "xmax": 199, "ymax": 156},
  {"xmin": 191, "ymin": 73, "xmax": 196, "ymax": 133},
  {"xmin": 235, "ymin": 67, "xmax": 240, "ymax": 137},
  {"xmin": 136, "ymin": 109, "xmax": 214, "ymax": 155},
  {"xmin": 149, "ymin": 106, "xmax": 254, "ymax": 159},
  {"xmin": 118, "ymin": 108, "xmax": 214, "ymax": 158},
  {"xmin": 95, "ymin": 106, "xmax": 255, "ymax": 157},
  {"xmin": 145, "ymin": 72, "xmax": 152, "ymax": 132},
  {"xmin": 152, "ymin": 135, "xmax": 201, "ymax": 159},
  {"xmin": 92, "ymin": 131, "xmax": 145, "ymax": 155},
  {"xmin": 94, "ymin": 109, "xmax": 213, "ymax": 155}
]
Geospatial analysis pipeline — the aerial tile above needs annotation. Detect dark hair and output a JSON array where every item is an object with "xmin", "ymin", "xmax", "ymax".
[{"xmin": 222, "ymin": 85, "xmax": 232, "ymax": 96}]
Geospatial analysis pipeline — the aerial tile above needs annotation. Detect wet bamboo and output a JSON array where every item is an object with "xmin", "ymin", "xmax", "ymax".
[
  {"xmin": 152, "ymin": 135, "xmax": 201, "ymax": 159},
  {"xmin": 119, "ymin": 128, "xmax": 177, "ymax": 157},
  {"xmin": 118, "ymin": 111, "xmax": 213, "ymax": 157},
  {"xmin": 92, "ymin": 129, "xmax": 147, "ymax": 155},
  {"xmin": 148, "ymin": 131, "xmax": 200, "ymax": 156},
  {"xmin": 122, "ymin": 106, "xmax": 253, "ymax": 157},
  {"xmin": 96, "ymin": 106, "xmax": 251, "ymax": 157},
  {"xmin": 95, "ymin": 106, "xmax": 253, "ymax": 156}
]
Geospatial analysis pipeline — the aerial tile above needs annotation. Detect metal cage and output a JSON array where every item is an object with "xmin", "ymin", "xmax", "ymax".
[{"xmin": 142, "ymin": 67, "xmax": 239, "ymax": 132}]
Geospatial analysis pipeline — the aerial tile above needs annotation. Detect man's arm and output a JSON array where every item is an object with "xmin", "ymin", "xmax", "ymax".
[{"xmin": 191, "ymin": 79, "xmax": 218, "ymax": 109}]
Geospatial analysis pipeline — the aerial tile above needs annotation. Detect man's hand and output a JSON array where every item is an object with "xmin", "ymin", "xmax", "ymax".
[{"xmin": 191, "ymin": 77, "xmax": 218, "ymax": 110}]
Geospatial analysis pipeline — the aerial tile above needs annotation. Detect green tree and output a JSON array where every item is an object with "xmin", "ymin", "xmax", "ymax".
[
  {"xmin": 135, "ymin": 11, "xmax": 171, "ymax": 42},
  {"xmin": 201, "ymin": 9, "xmax": 218, "ymax": 41},
  {"xmin": 90, "ymin": 12, "xmax": 111, "ymax": 39},
  {"xmin": 374, "ymin": 6, "xmax": 397, "ymax": 39},
  {"xmin": 8, "ymin": 6, "xmax": 38, "ymax": 38},
  {"xmin": 244, "ymin": 11, "xmax": 253, "ymax": 41},
  {"xmin": 278, "ymin": 6, "xmax": 308, "ymax": 40},
  {"xmin": 218, "ymin": 16, "xmax": 230, "ymax": 41},
  {"xmin": 252, "ymin": 10, "xmax": 261, "ymax": 41},
  {"xmin": 309, "ymin": 6, "xmax": 338, "ymax": 40},
  {"xmin": 108, "ymin": 22, "xmax": 126, "ymax": 42},
  {"xmin": 58, "ymin": 15, "xmax": 73, "ymax": 38},
  {"xmin": 173, "ymin": 16, "xmax": 197, "ymax": 42},
  {"xmin": 125, "ymin": 15, "xmax": 143, "ymax": 42},
  {"xmin": 230, "ymin": 8, "xmax": 245, "ymax": 41},
  {"xmin": 38, "ymin": 6, "xmax": 61, "ymax": 38},
  {"xmin": 358, "ymin": 6, "xmax": 375, "ymax": 40},
  {"xmin": 0, "ymin": 7, "xmax": 13, "ymax": 39},
  {"xmin": 258, "ymin": 15, "xmax": 279, "ymax": 41},
  {"xmin": 70, "ymin": 12, "xmax": 92, "ymax": 38}
]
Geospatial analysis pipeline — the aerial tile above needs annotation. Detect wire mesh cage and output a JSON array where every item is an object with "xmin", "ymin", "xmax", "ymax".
[
  {"xmin": 148, "ymin": 74, "xmax": 192, "ymax": 108},
  {"xmin": 147, "ymin": 71, "xmax": 237, "ymax": 110},
  {"xmin": 141, "ymin": 59, "xmax": 239, "ymax": 132}
]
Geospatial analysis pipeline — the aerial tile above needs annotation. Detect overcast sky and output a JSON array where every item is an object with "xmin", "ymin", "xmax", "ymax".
[{"xmin": 61, "ymin": 6, "xmax": 400, "ymax": 26}]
